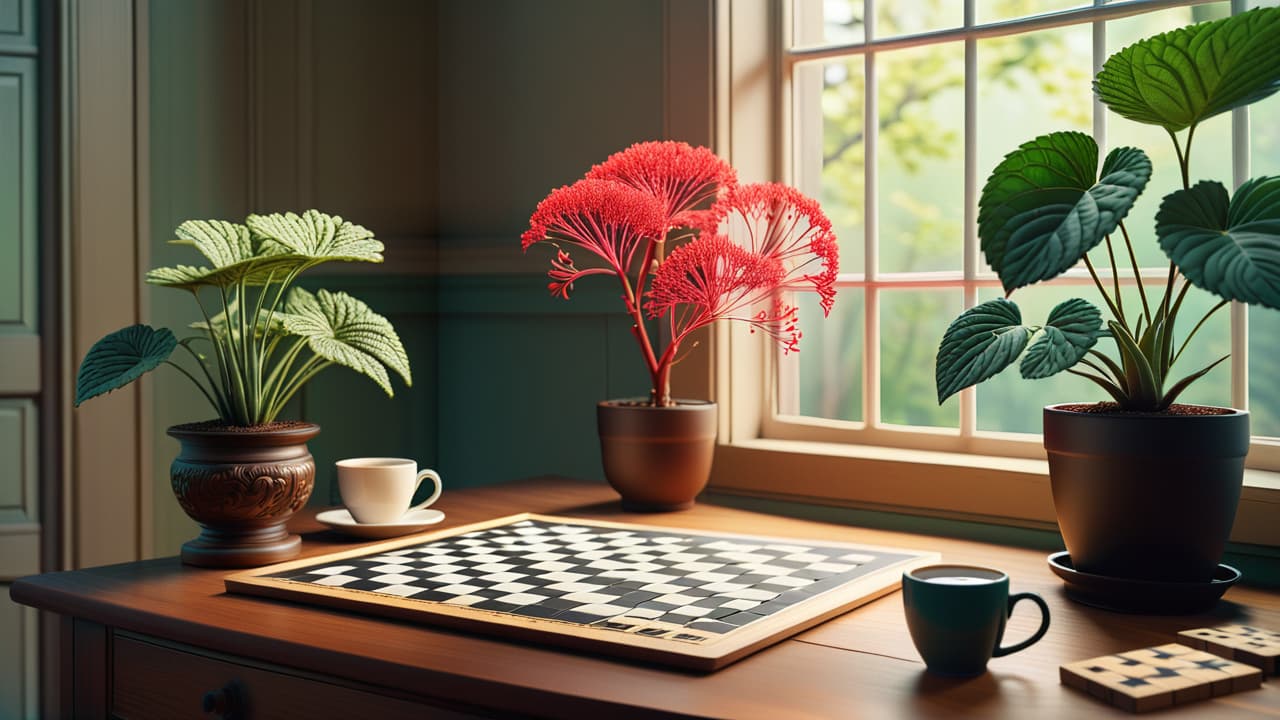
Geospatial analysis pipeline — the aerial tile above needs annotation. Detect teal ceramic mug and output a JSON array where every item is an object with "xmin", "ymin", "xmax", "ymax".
[{"xmin": 903, "ymin": 564, "xmax": 1050, "ymax": 676}]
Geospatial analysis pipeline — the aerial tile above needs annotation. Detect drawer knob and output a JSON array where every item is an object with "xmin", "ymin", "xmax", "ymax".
[{"xmin": 201, "ymin": 681, "xmax": 246, "ymax": 719}]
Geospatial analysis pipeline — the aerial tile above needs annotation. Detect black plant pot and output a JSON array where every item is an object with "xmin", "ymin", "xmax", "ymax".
[{"xmin": 1043, "ymin": 404, "xmax": 1249, "ymax": 584}]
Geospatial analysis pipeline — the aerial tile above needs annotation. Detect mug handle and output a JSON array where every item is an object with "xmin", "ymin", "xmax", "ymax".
[
  {"xmin": 408, "ymin": 469, "xmax": 443, "ymax": 512},
  {"xmin": 992, "ymin": 592, "xmax": 1051, "ymax": 657}
]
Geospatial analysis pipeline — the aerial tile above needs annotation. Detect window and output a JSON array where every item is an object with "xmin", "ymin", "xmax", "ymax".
[
  {"xmin": 707, "ymin": 0, "xmax": 1280, "ymax": 542},
  {"xmin": 767, "ymin": 0, "xmax": 1280, "ymax": 467}
]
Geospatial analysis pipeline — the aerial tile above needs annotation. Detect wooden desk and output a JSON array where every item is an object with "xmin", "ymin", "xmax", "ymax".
[{"xmin": 12, "ymin": 477, "xmax": 1280, "ymax": 718}]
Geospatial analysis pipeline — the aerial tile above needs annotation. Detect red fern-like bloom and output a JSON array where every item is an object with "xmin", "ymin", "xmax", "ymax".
[
  {"xmin": 522, "ymin": 179, "xmax": 667, "ymax": 298},
  {"xmin": 646, "ymin": 235, "xmax": 801, "ymax": 354},
  {"xmin": 700, "ymin": 182, "xmax": 839, "ymax": 315},
  {"xmin": 586, "ymin": 141, "xmax": 737, "ymax": 230}
]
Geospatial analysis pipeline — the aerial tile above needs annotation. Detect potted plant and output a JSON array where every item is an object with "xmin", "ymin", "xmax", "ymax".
[
  {"xmin": 935, "ymin": 8, "xmax": 1280, "ymax": 590},
  {"xmin": 523, "ymin": 141, "xmax": 838, "ymax": 510},
  {"xmin": 75, "ymin": 210, "xmax": 412, "ymax": 567}
]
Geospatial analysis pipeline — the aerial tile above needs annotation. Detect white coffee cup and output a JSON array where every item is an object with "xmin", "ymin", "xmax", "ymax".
[{"xmin": 336, "ymin": 458, "xmax": 443, "ymax": 524}]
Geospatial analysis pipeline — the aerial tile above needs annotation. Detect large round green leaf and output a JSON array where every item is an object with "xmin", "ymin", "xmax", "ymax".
[
  {"xmin": 935, "ymin": 298, "xmax": 1031, "ymax": 404},
  {"xmin": 1157, "ymin": 177, "xmax": 1280, "ymax": 310},
  {"xmin": 1019, "ymin": 298, "xmax": 1102, "ymax": 380},
  {"xmin": 1095, "ymin": 7, "xmax": 1280, "ymax": 133},
  {"xmin": 75, "ymin": 325, "xmax": 177, "ymax": 406},
  {"xmin": 278, "ymin": 288, "xmax": 412, "ymax": 396},
  {"xmin": 247, "ymin": 210, "xmax": 384, "ymax": 264},
  {"xmin": 978, "ymin": 132, "xmax": 1151, "ymax": 294}
]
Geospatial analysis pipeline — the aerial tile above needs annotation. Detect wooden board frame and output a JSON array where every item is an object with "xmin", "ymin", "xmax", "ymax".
[{"xmin": 227, "ymin": 513, "xmax": 939, "ymax": 672}]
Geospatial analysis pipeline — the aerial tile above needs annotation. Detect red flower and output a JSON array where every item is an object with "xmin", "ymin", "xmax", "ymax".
[
  {"xmin": 699, "ymin": 182, "xmax": 839, "ymax": 315},
  {"xmin": 646, "ymin": 235, "xmax": 801, "ymax": 354},
  {"xmin": 586, "ymin": 141, "xmax": 737, "ymax": 230},
  {"xmin": 522, "ymin": 179, "xmax": 667, "ymax": 296}
]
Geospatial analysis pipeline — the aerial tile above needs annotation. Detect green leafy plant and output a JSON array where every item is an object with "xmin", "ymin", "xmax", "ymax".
[
  {"xmin": 936, "ymin": 7, "xmax": 1280, "ymax": 410},
  {"xmin": 75, "ymin": 210, "xmax": 412, "ymax": 426}
]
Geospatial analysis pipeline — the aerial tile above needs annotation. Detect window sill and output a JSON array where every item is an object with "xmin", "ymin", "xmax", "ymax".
[{"xmin": 708, "ymin": 438, "xmax": 1280, "ymax": 547}]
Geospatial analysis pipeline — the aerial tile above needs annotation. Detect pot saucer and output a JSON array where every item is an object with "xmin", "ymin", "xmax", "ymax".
[
  {"xmin": 316, "ymin": 508, "xmax": 445, "ymax": 539},
  {"xmin": 1047, "ymin": 551, "xmax": 1240, "ymax": 614}
]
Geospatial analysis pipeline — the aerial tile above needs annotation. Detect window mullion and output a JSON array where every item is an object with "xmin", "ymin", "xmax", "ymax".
[
  {"xmin": 960, "ymin": 0, "xmax": 977, "ymax": 439},
  {"xmin": 864, "ymin": 0, "xmax": 880, "ymax": 428},
  {"xmin": 1230, "ymin": 0, "xmax": 1249, "ymax": 412}
]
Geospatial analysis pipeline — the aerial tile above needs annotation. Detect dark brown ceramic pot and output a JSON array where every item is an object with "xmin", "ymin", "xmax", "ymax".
[
  {"xmin": 597, "ymin": 399, "xmax": 717, "ymax": 512},
  {"xmin": 1043, "ymin": 404, "xmax": 1248, "ymax": 584},
  {"xmin": 168, "ymin": 421, "xmax": 319, "ymax": 568}
]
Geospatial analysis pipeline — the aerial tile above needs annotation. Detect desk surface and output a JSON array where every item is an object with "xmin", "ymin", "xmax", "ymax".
[{"xmin": 13, "ymin": 477, "xmax": 1280, "ymax": 719}]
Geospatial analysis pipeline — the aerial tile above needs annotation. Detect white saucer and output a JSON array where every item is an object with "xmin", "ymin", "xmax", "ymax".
[{"xmin": 316, "ymin": 508, "xmax": 446, "ymax": 539}]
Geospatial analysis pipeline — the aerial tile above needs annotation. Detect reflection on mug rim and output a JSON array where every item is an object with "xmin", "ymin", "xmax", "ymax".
[
  {"xmin": 336, "ymin": 457, "xmax": 417, "ymax": 469},
  {"xmin": 907, "ymin": 564, "xmax": 1008, "ymax": 585}
]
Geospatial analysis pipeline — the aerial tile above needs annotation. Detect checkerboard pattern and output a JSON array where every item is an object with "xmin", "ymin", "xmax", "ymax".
[
  {"xmin": 1061, "ymin": 643, "xmax": 1263, "ymax": 713},
  {"xmin": 270, "ymin": 518, "xmax": 911, "ymax": 644},
  {"xmin": 1179, "ymin": 625, "xmax": 1280, "ymax": 676}
]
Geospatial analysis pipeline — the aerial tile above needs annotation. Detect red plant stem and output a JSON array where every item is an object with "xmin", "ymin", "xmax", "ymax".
[{"xmin": 622, "ymin": 238, "xmax": 668, "ymax": 405}]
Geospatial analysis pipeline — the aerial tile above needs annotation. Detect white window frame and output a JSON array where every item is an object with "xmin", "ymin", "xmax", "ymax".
[{"xmin": 702, "ymin": 0, "xmax": 1280, "ymax": 546}]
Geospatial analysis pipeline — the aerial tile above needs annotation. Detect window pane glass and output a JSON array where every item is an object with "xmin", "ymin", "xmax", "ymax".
[
  {"xmin": 977, "ymin": 24, "xmax": 1093, "ymax": 275},
  {"xmin": 876, "ymin": 42, "xmax": 964, "ymax": 273},
  {"xmin": 880, "ymin": 289, "xmax": 961, "ymax": 428},
  {"xmin": 793, "ymin": 0, "xmax": 865, "ymax": 47},
  {"xmin": 798, "ymin": 289, "xmax": 864, "ymax": 421},
  {"xmin": 1250, "ymin": 307, "xmax": 1280, "ymax": 437},
  {"xmin": 874, "ymin": 0, "xmax": 962, "ymax": 38},
  {"xmin": 1248, "ymin": 58, "xmax": 1280, "ymax": 436},
  {"xmin": 1105, "ymin": 3, "xmax": 1232, "ymax": 268},
  {"xmin": 818, "ymin": 58, "xmax": 867, "ymax": 273},
  {"xmin": 976, "ymin": 0, "xmax": 1089, "ymax": 23}
]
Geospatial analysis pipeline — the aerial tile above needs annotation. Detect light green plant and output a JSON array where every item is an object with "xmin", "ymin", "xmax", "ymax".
[
  {"xmin": 74, "ymin": 210, "xmax": 412, "ymax": 426},
  {"xmin": 936, "ymin": 7, "xmax": 1280, "ymax": 411}
]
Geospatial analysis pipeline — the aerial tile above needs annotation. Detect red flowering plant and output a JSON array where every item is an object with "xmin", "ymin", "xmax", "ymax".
[{"xmin": 522, "ymin": 141, "xmax": 839, "ymax": 407}]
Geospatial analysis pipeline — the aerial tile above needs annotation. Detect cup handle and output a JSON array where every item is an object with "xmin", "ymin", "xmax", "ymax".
[
  {"xmin": 408, "ymin": 469, "xmax": 443, "ymax": 512},
  {"xmin": 992, "ymin": 591, "xmax": 1051, "ymax": 657}
]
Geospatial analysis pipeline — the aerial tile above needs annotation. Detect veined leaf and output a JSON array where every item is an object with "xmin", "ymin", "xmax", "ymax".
[
  {"xmin": 149, "ymin": 219, "xmax": 301, "ymax": 289},
  {"xmin": 936, "ymin": 298, "xmax": 1031, "ymax": 404},
  {"xmin": 1095, "ymin": 7, "xmax": 1280, "ymax": 133},
  {"xmin": 279, "ymin": 288, "xmax": 411, "ymax": 396},
  {"xmin": 1157, "ymin": 177, "xmax": 1280, "ymax": 310},
  {"xmin": 978, "ymin": 132, "xmax": 1151, "ymax": 293},
  {"xmin": 247, "ymin": 210, "xmax": 384, "ymax": 264},
  {"xmin": 75, "ymin": 325, "xmax": 177, "ymax": 405},
  {"xmin": 1019, "ymin": 298, "xmax": 1103, "ymax": 379}
]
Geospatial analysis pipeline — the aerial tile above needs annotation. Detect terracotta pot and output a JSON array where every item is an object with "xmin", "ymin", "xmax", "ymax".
[
  {"xmin": 168, "ymin": 421, "xmax": 319, "ymax": 568},
  {"xmin": 597, "ymin": 400, "xmax": 717, "ymax": 512},
  {"xmin": 1043, "ymin": 404, "xmax": 1248, "ymax": 584}
]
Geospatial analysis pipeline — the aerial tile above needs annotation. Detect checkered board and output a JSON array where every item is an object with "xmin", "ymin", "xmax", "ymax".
[
  {"xmin": 1061, "ymin": 643, "xmax": 1263, "ymax": 713},
  {"xmin": 226, "ymin": 513, "xmax": 938, "ymax": 671},
  {"xmin": 1178, "ymin": 624, "xmax": 1280, "ymax": 676}
]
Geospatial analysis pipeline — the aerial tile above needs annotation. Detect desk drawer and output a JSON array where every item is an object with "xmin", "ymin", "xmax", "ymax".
[{"xmin": 111, "ymin": 633, "xmax": 486, "ymax": 720}]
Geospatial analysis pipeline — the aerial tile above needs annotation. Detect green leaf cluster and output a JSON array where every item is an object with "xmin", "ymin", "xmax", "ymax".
[
  {"xmin": 936, "ymin": 7, "xmax": 1280, "ymax": 411},
  {"xmin": 74, "ymin": 210, "xmax": 411, "ymax": 426}
]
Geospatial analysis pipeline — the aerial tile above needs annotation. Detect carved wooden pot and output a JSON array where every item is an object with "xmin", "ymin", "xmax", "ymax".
[
  {"xmin": 597, "ymin": 400, "xmax": 717, "ymax": 512},
  {"xmin": 168, "ymin": 421, "xmax": 319, "ymax": 568}
]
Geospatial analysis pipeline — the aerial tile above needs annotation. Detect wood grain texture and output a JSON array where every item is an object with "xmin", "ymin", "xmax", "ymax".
[{"xmin": 12, "ymin": 477, "xmax": 1280, "ymax": 719}]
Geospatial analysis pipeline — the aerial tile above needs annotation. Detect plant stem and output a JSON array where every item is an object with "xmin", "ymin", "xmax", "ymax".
[
  {"xmin": 190, "ymin": 289, "xmax": 234, "ymax": 421},
  {"xmin": 623, "ymin": 239, "xmax": 667, "ymax": 405},
  {"xmin": 218, "ymin": 285, "xmax": 252, "ymax": 424},
  {"xmin": 1118, "ymin": 222, "xmax": 1151, "ymax": 324},
  {"xmin": 177, "ymin": 339, "xmax": 230, "ymax": 418},
  {"xmin": 1171, "ymin": 298, "xmax": 1229, "ymax": 369},
  {"xmin": 162, "ymin": 360, "xmax": 223, "ymax": 417},
  {"xmin": 1083, "ymin": 255, "xmax": 1124, "ymax": 324},
  {"xmin": 1103, "ymin": 234, "xmax": 1125, "ymax": 325},
  {"xmin": 267, "ymin": 358, "xmax": 331, "ymax": 421}
]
